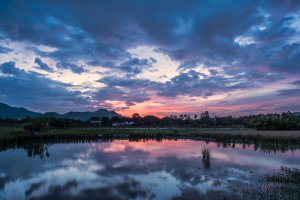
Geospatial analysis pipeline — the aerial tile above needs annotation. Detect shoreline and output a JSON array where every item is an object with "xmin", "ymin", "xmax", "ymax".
[{"xmin": 1, "ymin": 127, "xmax": 300, "ymax": 143}]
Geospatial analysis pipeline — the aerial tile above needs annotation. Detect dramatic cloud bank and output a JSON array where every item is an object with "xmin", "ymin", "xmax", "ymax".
[{"xmin": 0, "ymin": 0, "xmax": 299, "ymax": 116}]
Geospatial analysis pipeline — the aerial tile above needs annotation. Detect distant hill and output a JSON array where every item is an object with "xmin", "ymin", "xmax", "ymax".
[
  {"xmin": 0, "ymin": 103, "xmax": 121, "ymax": 120},
  {"xmin": 61, "ymin": 109, "xmax": 121, "ymax": 121},
  {"xmin": 293, "ymin": 112, "xmax": 300, "ymax": 116},
  {"xmin": 0, "ymin": 103, "xmax": 41, "ymax": 119},
  {"xmin": 43, "ymin": 112, "xmax": 61, "ymax": 118}
]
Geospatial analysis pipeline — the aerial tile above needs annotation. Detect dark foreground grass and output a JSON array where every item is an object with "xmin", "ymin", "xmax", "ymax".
[{"xmin": 239, "ymin": 167, "xmax": 300, "ymax": 200}]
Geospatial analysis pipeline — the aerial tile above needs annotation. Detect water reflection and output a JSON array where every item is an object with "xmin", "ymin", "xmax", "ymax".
[{"xmin": 0, "ymin": 139, "xmax": 299, "ymax": 200}]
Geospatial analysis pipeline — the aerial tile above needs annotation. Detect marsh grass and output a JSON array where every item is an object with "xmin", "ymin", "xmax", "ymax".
[
  {"xmin": 240, "ymin": 167, "xmax": 300, "ymax": 200},
  {"xmin": 1, "ymin": 127, "xmax": 300, "ymax": 141},
  {"xmin": 202, "ymin": 148, "xmax": 211, "ymax": 169},
  {"xmin": 266, "ymin": 167, "xmax": 300, "ymax": 184},
  {"xmin": 0, "ymin": 126, "xmax": 26, "ymax": 137}
]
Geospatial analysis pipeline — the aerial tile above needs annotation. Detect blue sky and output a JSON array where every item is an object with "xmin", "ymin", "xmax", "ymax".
[{"xmin": 0, "ymin": 0, "xmax": 299, "ymax": 117}]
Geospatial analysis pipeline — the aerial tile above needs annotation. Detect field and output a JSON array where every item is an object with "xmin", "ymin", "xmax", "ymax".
[{"xmin": 1, "ymin": 126, "xmax": 300, "ymax": 141}]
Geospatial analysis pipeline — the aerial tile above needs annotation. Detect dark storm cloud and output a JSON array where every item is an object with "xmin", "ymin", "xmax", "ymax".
[
  {"xmin": 0, "ymin": 61, "xmax": 89, "ymax": 112},
  {"xmin": 34, "ymin": 57, "xmax": 54, "ymax": 72}
]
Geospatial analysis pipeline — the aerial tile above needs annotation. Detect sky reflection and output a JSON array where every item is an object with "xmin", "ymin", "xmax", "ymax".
[{"xmin": 0, "ymin": 139, "xmax": 299, "ymax": 200}]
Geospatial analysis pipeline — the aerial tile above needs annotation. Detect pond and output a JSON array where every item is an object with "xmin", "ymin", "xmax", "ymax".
[{"xmin": 0, "ymin": 139, "xmax": 299, "ymax": 200}]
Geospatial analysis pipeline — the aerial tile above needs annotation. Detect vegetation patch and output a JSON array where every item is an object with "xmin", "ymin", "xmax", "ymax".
[{"xmin": 240, "ymin": 167, "xmax": 300, "ymax": 200}]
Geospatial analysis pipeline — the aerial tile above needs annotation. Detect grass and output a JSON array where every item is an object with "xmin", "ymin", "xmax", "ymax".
[
  {"xmin": 266, "ymin": 167, "xmax": 300, "ymax": 184},
  {"xmin": 202, "ymin": 148, "xmax": 211, "ymax": 169},
  {"xmin": 1, "ymin": 126, "xmax": 300, "ymax": 145},
  {"xmin": 240, "ymin": 167, "xmax": 300, "ymax": 200},
  {"xmin": 0, "ymin": 126, "xmax": 26, "ymax": 137}
]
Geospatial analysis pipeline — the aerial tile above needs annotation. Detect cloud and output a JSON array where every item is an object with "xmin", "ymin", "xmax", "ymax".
[
  {"xmin": 0, "ymin": 61, "xmax": 23, "ymax": 75},
  {"xmin": 158, "ymin": 70, "xmax": 252, "ymax": 98},
  {"xmin": 96, "ymin": 76, "xmax": 165, "ymax": 106},
  {"xmin": 1, "ymin": 1, "xmax": 298, "ymax": 75},
  {"xmin": 0, "ymin": 45, "xmax": 13, "ymax": 54},
  {"xmin": 276, "ymin": 103, "xmax": 300, "ymax": 112},
  {"xmin": 0, "ymin": 61, "xmax": 89, "ymax": 113},
  {"xmin": 98, "ymin": 76, "xmax": 161, "ymax": 89},
  {"xmin": 277, "ymin": 88, "xmax": 300, "ymax": 97},
  {"xmin": 0, "ymin": 0, "xmax": 300, "ymax": 114},
  {"xmin": 34, "ymin": 57, "xmax": 54, "ymax": 72},
  {"xmin": 117, "ymin": 57, "xmax": 157, "ymax": 74},
  {"xmin": 56, "ymin": 62, "xmax": 85, "ymax": 74},
  {"xmin": 233, "ymin": 11, "xmax": 300, "ymax": 74},
  {"xmin": 94, "ymin": 86, "xmax": 151, "ymax": 107},
  {"xmin": 292, "ymin": 80, "xmax": 300, "ymax": 86},
  {"xmin": 0, "ymin": 0, "xmax": 299, "ymax": 74},
  {"xmin": 97, "ymin": 67, "xmax": 283, "ymax": 105}
]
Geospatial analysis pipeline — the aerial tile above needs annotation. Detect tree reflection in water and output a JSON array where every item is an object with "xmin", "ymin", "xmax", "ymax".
[
  {"xmin": 0, "ymin": 137, "xmax": 300, "ymax": 160},
  {"xmin": 21, "ymin": 143, "xmax": 50, "ymax": 159},
  {"xmin": 0, "ymin": 138, "xmax": 299, "ymax": 200}
]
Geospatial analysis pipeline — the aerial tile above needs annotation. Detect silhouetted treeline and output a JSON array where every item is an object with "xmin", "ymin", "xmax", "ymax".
[
  {"xmin": 24, "ymin": 117, "xmax": 90, "ymax": 132},
  {"xmin": 127, "ymin": 112, "xmax": 300, "ymax": 130},
  {"xmin": 0, "ymin": 111, "xmax": 299, "ymax": 131},
  {"xmin": 0, "ymin": 117, "xmax": 89, "ymax": 132},
  {"xmin": 242, "ymin": 112, "xmax": 300, "ymax": 130}
]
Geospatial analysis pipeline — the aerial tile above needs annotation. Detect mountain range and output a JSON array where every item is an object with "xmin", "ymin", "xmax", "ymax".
[
  {"xmin": 0, "ymin": 103, "xmax": 121, "ymax": 121},
  {"xmin": 293, "ymin": 112, "xmax": 300, "ymax": 116}
]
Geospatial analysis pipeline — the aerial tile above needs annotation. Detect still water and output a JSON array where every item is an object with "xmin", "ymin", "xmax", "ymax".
[{"xmin": 0, "ymin": 139, "xmax": 299, "ymax": 200}]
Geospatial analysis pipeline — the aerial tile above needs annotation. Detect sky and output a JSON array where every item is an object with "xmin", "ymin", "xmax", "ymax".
[{"xmin": 0, "ymin": 0, "xmax": 299, "ymax": 117}]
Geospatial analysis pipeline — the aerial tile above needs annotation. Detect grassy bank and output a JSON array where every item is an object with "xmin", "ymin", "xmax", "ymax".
[{"xmin": 1, "ymin": 126, "xmax": 300, "ymax": 143}]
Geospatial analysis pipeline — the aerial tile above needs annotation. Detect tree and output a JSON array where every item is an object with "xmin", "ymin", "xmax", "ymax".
[
  {"xmin": 131, "ymin": 113, "xmax": 143, "ymax": 126},
  {"xmin": 200, "ymin": 111, "xmax": 211, "ymax": 127},
  {"xmin": 132, "ymin": 113, "xmax": 141, "ymax": 119},
  {"xmin": 143, "ymin": 115, "xmax": 160, "ymax": 126},
  {"xmin": 111, "ymin": 116, "xmax": 123, "ymax": 123},
  {"xmin": 101, "ymin": 117, "xmax": 111, "ymax": 126}
]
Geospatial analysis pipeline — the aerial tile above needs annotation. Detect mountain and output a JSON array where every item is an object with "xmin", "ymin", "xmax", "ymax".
[
  {"xmin": 0, "ymin": 103, "xmax": 41, "ymax": 119},
  {"xmin": 0, "ymin": 103, "xmax": 121, "ymax": 120},
  {"xmin": 293, "ymin": 112, "xmax": 300, "ymax": 116},
  {"xmin": 43, "ymin": 112, "xmax": 61, "ymax": 118},
  {"xmin": 61, "ymin": 109, "xmax": 120, "ymax": 121}
]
